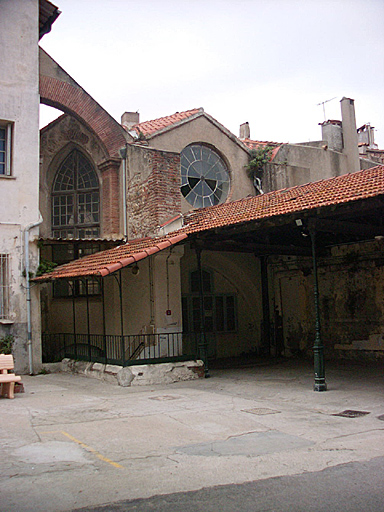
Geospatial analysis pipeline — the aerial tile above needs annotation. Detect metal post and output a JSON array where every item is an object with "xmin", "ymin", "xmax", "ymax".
[
  {"xmin": 84, "ymin": 278, "xmax": 91, "ymax": 361},
  {"xmin": 69, "ymin": 280, "xmax": 77, "ymax": 359},
  {"xmin": 196, "ymin": 247, "xmax": 209, "ymax": 377},
  {"xmin": 100, "ymin": 277, "xmax": 107, "ymax": 364},
  {"xmin": 115, "ymin": 270, "xmax": 125, "ymax": 366},
  {"xmin": 260, "ymin": 255, "xmax": 271, "ymax": 356},
  {"xmin": 310, "ymin": 229, "xmax": 327, "ymax": 391}
]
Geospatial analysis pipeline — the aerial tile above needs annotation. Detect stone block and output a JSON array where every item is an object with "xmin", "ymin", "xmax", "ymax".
[
  {"xmin": 117, "ymin": 367, "xmax": 135, "ymax": 387},
  {"xmin": 74, "ymin": 361, "xmax": 92, "ymax": 374},
  {"xmin": 104, "ymin": 364, "xmax": 122, "ymax": 375}
]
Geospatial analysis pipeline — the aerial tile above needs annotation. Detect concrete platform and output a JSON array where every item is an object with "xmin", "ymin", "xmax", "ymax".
[{"xmin": 1, "ymin": 358, "xmax": 383, "ymax": 511}]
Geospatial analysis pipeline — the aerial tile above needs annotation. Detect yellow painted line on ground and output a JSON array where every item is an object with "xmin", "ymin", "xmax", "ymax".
[
  {"xmin": 40, "ymin": 429, "xmax": 123, "ymax": 468},
  {"xmin": 60, "ymin": 431, "xmax": 124, "ymax": 469}
]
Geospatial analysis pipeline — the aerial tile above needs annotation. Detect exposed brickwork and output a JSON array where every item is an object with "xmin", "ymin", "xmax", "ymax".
[
  {"xmin": 127, "ymin": 147, "xmax": 181, "ymax": 239},
  {"xmin": 40, "ymin": 75, "xmax": 126, "ymax": 159},
  {"xmin": 98, "ymin": 158, "xmax": 121, "ymax": 238}
]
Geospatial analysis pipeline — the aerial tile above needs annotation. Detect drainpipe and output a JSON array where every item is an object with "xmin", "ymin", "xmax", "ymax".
[
  {"xmin": 119, "ymin": 146, "xmax": 128, "ymax": 241},
  {"xmin": 24, "ymin": 214, "xmax": 43, "ymax": 375}
]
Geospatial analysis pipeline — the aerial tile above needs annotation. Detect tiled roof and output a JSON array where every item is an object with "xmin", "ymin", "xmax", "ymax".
[
  {"xmin": 34, "ymin": 166, "xmax": 384, "ymax": 281},
  {"xmin": 241, "ymin": 139, "xmax": 282, "ymax": 159},
  {"xmin": 181, "ymin": 165, "xmax": 384, "ymax": 234},
  {"xmin": 132, "ymin": 108, "xmax": 203, "ymax": 136},
  {"xmin": 33, "ymin": 234, "xmax": 188, "ymax": 281}
]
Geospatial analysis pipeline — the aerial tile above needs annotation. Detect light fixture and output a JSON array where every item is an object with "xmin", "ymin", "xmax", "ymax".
[{"xmin": 131, "ymin": 264, "xmax": 139, "ymax": 275}]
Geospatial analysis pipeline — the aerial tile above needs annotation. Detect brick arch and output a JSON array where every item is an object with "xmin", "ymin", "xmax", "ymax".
[
  {"xmin": 39, "ymin": 49, "xmax": 130, "ymax": 160},
  {"xmin": 39, "ymin": 49, "xmax": 129, "ymax": 237}
]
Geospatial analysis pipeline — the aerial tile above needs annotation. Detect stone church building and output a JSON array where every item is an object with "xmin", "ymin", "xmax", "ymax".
[
  {"xmin": 2, "ymin": 1, "xmax": 383, "ymax": 381},
  {"xmin": 36, "ymin": 49, "xmax": 384, "ymax": 379}
]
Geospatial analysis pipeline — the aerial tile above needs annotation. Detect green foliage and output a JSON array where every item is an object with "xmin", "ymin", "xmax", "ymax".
[
  {"xmin": 35, "ymin": 258, "xmax": 58, "ymax": 277},
  {"xmin": 0, "ymin": 334, "xmax": 14, "ymax": 354},
  {"xmin": 246, "ymin": 146, "xmax": 274, "ymax": 179}
]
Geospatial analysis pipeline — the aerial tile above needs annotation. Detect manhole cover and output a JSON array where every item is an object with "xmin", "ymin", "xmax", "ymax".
[
  {"xmin": 149, "ymin": 395, "xmax": 181, "ymax": 401},
  {"xmin": 333, "ymin": 410, "xmax": 370, "ymax": 418},
  {"xmin": 243, "ymin": 408, "xmax": 281, "ymax": 415},
  {"xmin": 377, "ymin": 414, "xmax": 384, "ymax": 421}
]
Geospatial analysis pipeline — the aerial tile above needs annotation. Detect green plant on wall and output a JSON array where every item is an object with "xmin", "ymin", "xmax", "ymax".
[
  {"xmin": 0, "ymin": 334, "xmax": 14, "ymax": 354},
  {"xmin": 245, "ymin": 146, "xmax": 274, "ymax": 180},
  {"xmin": 35, "ymin": 258, "xmax": 57, "ymax": 277}
]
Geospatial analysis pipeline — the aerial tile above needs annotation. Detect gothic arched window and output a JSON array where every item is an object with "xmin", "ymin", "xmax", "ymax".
[{"xmin": 52, "ymin": 150, "xmax": 100, "ymax": 238}]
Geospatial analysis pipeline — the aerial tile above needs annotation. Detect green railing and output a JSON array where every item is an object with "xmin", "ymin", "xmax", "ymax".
[{"xmin": 42, "ymin": 332, "xmax": 198, "ymax": 366}]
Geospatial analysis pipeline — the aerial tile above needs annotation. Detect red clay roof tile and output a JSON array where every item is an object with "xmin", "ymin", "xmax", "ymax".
[
  {"xmin": 34, "ymin": 166, "xmax": 384, "ymax": 281},
  {"xmin": 33, "ymin": 233, "xmax": 188, "ymax": 281},
  {"xmin": 132, "ymin": 108, "xmax": 202, "ymax": 136},
  {"xmin": 241, "ymin": 138, "xmax": 282, "ymax": 159},
  {"xmin": 181, "ymin": 165, "xmax": 384, "ymax": 234}
]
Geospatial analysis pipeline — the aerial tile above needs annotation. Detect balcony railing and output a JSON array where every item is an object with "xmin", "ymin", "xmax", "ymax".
[{"xmin": 42, "ymin": 332, "xmax": 199, "ymax": 366}]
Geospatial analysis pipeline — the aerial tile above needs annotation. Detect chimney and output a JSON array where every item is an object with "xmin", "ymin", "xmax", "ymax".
[
  {"xmin": 340, "ymin": 97, "xmax": 360, "ymax": 173},
  {"xmin": 121, "ymin": 112, "xmax": 140, "ymax": 131},
  {"xmin": 320, "ymin": 120, "xmax": 343, "ymax": 152},
  {"xmin": 239, "ymin": 122, "xmax": 250, "ymax": 139}
]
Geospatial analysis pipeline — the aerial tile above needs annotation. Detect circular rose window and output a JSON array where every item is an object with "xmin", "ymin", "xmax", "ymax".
[{"xmin": 180, "ymin": 144, "xmax": 230, "ymax": 208}]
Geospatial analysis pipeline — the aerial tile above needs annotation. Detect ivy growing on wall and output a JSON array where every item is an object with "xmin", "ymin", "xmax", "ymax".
[
  {"xmin": 0, "ymin": 334, "xmax": 14, "ymax": 354},
  {"xmin": 245, "ymin": 146, "xmax": 275, "ymax": 180},
  {"xmin": 35, "ymin": 258, "xmax": 57, "ymax": 277}
]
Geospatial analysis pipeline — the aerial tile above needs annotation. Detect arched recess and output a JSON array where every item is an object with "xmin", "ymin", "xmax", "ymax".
[{"xmin": 39, "ymin": 48, "xmax": 130, "ymax": 237}]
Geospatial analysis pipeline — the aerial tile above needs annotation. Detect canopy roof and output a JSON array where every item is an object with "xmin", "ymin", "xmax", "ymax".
[
  {"xmin": 34, "ymin": 165, "xmax": 384, "ymax": 281},
  {"xmin": 33, "ymin": 234, "xmax": 187, "ymax": 282},
  {"xmin": 182, "ymin": 165, "xmax": 384, "ymax": 235}
]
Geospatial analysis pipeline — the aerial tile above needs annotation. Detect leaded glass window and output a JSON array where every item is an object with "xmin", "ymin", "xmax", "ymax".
[
  {"xmin": 180, "ymin": 144, "xmax": 230, "ymax": 208},
  {"xmin": 52, "ymin": 150, "xmax": 100, "ymax": 238}
]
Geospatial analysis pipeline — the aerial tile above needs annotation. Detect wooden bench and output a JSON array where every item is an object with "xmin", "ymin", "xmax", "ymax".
[{"xmin": 0, "ymin": 354, "xmax": 22, "ymax": 399}]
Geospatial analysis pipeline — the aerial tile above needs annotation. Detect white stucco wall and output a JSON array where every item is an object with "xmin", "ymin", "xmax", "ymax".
[{"xmin": 0, "ymin": 0, "xmax": 41, "ymax": 373}]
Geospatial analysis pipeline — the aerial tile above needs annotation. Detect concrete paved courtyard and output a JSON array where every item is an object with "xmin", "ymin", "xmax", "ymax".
[{"xmin": 1, "ymin": 359, "xmax": 383, "ymax": 511}]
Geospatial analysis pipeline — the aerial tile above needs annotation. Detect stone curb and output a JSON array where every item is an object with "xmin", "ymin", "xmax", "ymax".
[{"xmin": 43, "ymin": 359, "xmax": 205, "ymax": 386}]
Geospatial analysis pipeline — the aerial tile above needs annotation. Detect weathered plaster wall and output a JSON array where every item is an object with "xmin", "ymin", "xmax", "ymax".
[
  {"xmin": 262, "ymin": 143, "xmax": 379, "ymax": 193},
  {"xmin": 263, "ymin": 144, "xmax": 349, "ymax": 192},
  {"xmin": 146, "ymin": 116, "xmax": 254, "ymax": 211},
  {"xmin": 0, "ymin": 0, "xmax": 41, "ymax": 373},
  {"xmin": 126, "ymin": 145, "xmax": 181, "ymax": 238},
  {"xmin": 270, "ymin": 240, "xmax": 384, "ymax": 360}
]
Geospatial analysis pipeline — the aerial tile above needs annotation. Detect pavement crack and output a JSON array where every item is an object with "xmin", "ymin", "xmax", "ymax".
[{"xmin": 324, "ymin": 427, "xmax": 384, "ymax": 442}]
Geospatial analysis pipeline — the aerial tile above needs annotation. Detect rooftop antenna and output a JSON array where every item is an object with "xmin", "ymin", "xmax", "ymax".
[{"xmin": 317, "ymin": 97, "xmax": 336, "ymax": 121}]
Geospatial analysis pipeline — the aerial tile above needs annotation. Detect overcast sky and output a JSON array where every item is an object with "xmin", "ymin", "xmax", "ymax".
[{"xmin": 40, "ymin": 0, "xmax": 384, "ymax": 148}]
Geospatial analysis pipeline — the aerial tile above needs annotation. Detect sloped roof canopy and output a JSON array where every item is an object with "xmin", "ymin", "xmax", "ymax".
[
  {"xmin": 35, "ymin": 165, "xmax": 384, "ymax": 281},
  {"xmin": 34, "ymin": 234, "xmax": 188, "ymax": 281},
  {"xmin": 182, "ymin": 165, "xmax": 384, "ymax": 255}
]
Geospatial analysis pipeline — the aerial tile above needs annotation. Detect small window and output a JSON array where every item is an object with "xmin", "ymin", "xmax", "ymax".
[
  {"xmin": 53, "ymin": 277, "xmax": 100, "ymax": 298},
  {"xmin": 52, "ymin": 243, "xmax": 101, "ymax": 298},
  {"xmin": 0, "ymin": 123, "xmax": 12, "ymax": 176},
  {"xmin": 0, "ymin": 254, "xmax": 10, "ymax": 319}
]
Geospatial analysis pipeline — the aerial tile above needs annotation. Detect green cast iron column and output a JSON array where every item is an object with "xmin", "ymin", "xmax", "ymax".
[
  {"xmin": 196, "ymin": 247, "xmax": 210, "ymax": 377},
  {"xmin": 310, "ymin": 228, "xmax": 327, "ymax": 391},
  {"xmin": 260, "ymin": 255, "xmax": 271, "ymax": 356}
]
